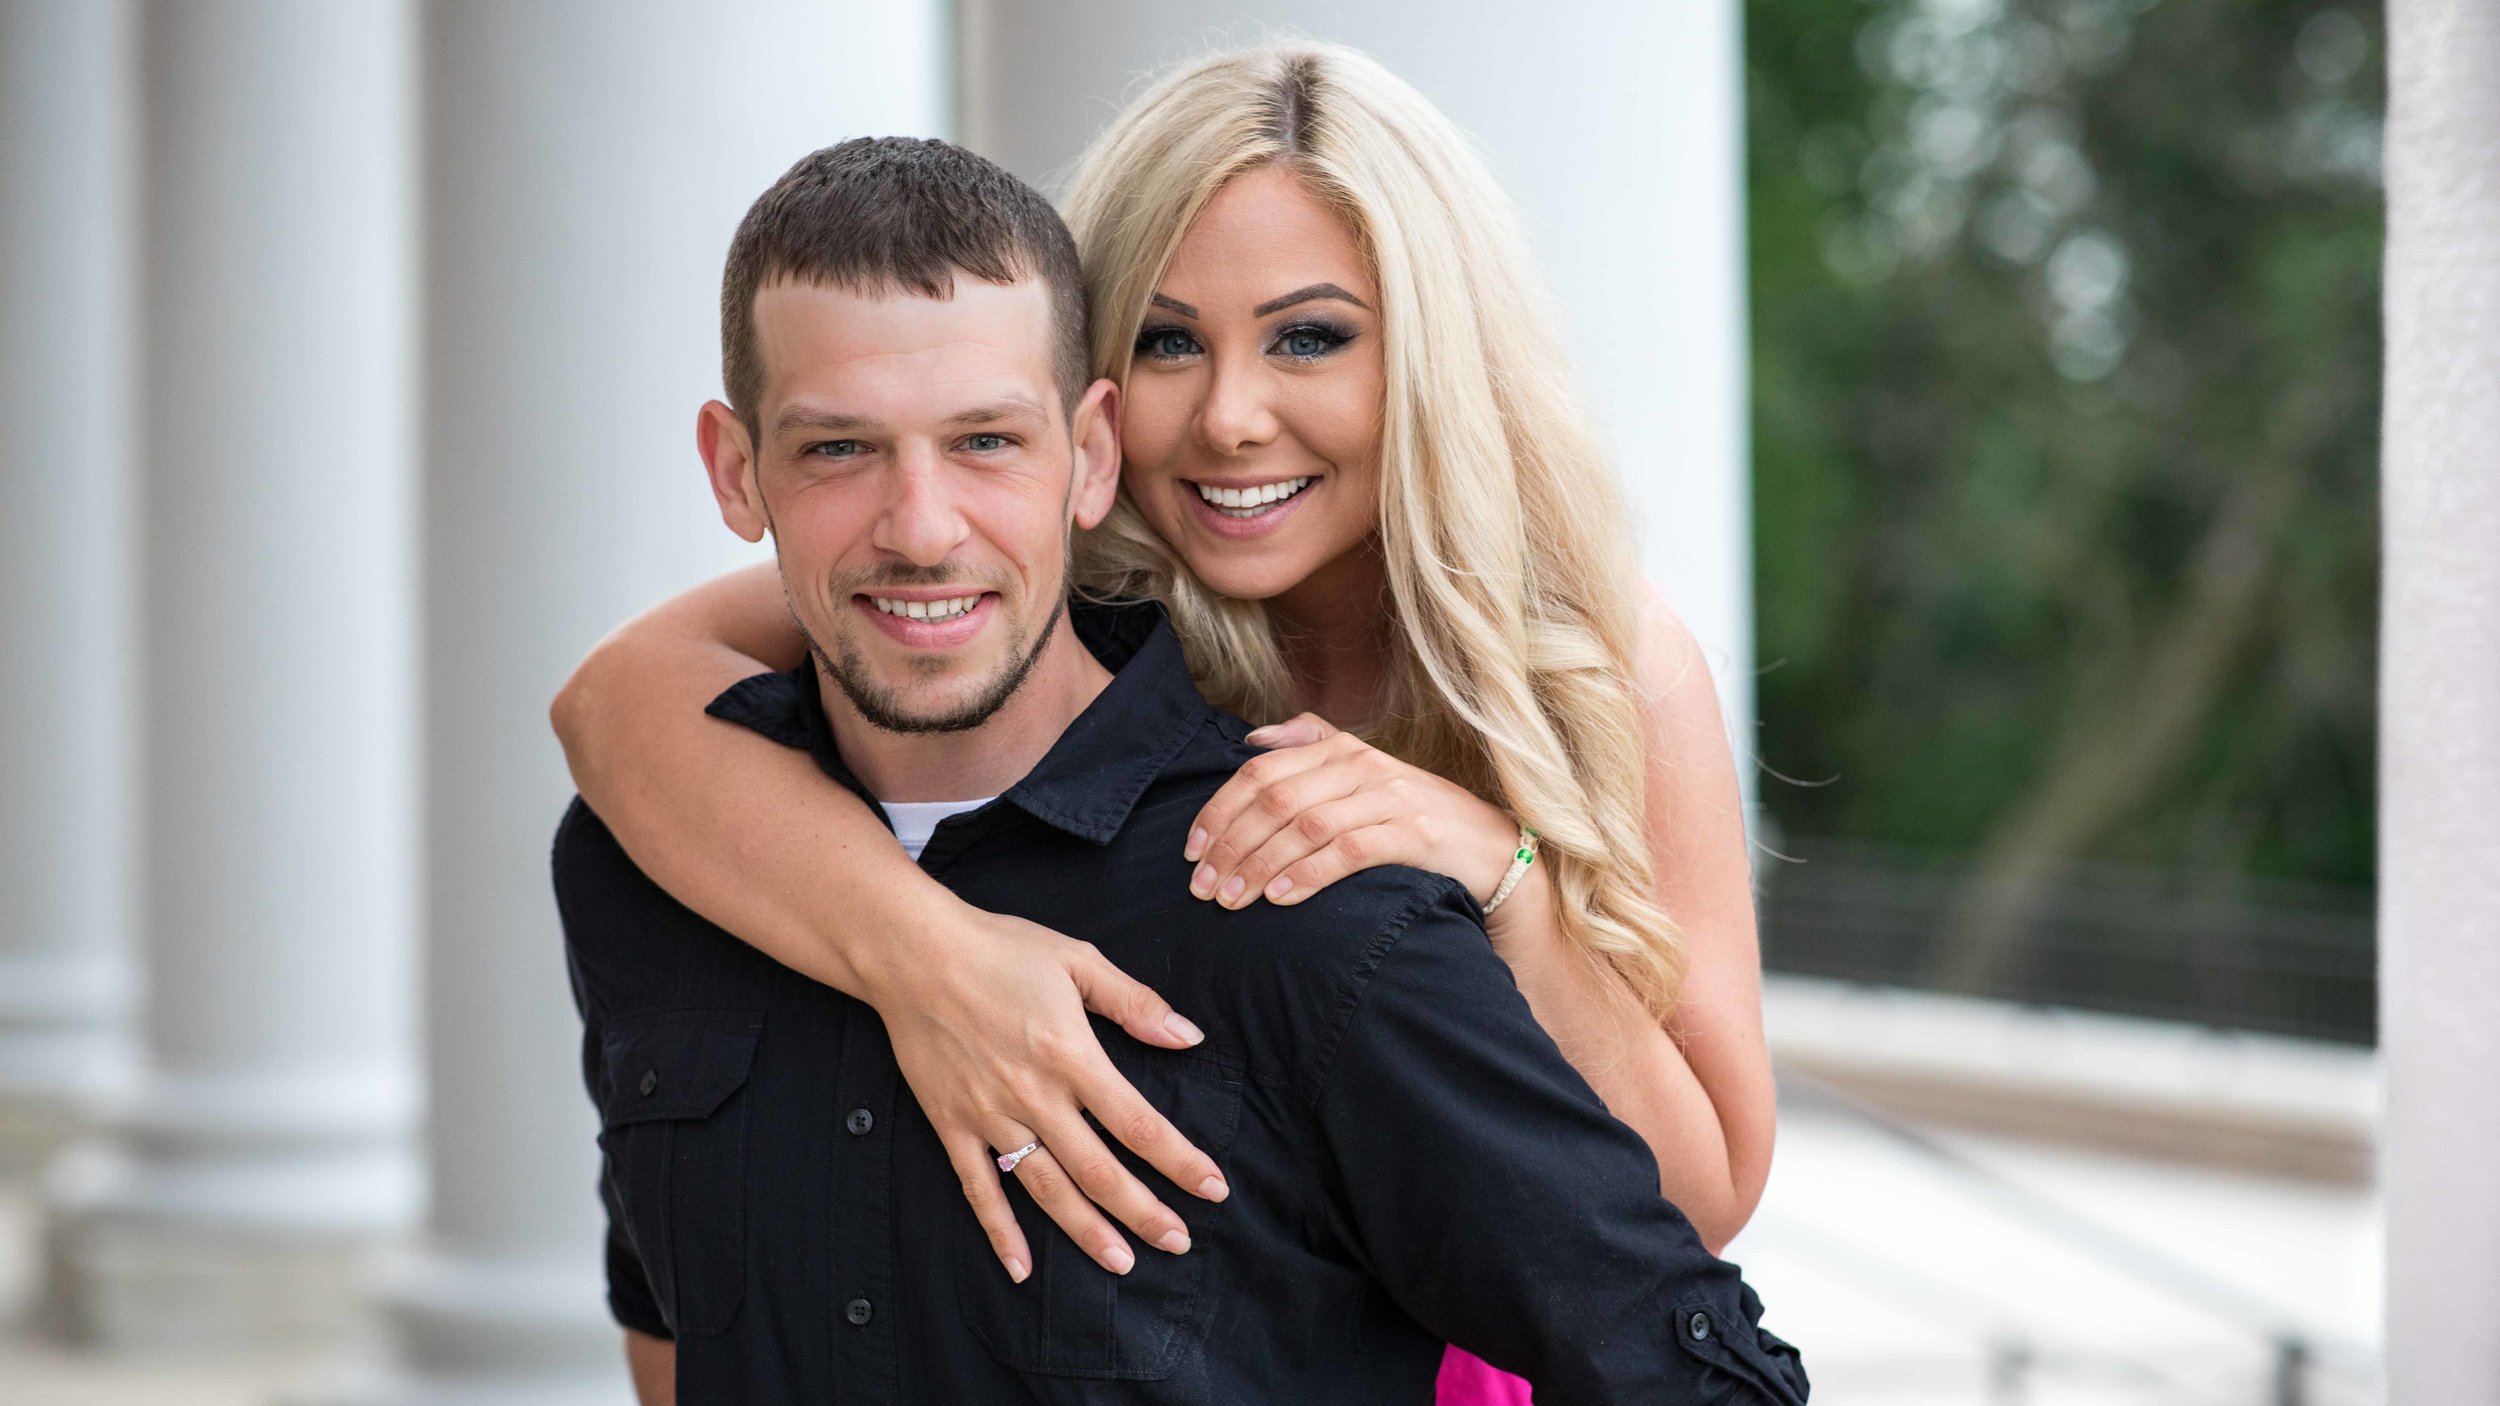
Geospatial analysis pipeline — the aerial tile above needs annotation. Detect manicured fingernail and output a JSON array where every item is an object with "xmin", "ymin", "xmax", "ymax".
[
  {"xmin": 1102, "ymin": 1241, "xmax": 1135, "ymax": 1275},
  {"xmin": 1265, "ymin": 875, "xmax": 1294, "ymax": 901},
  {"xmin": 1197, "ymin": 1176, "xmax": 1230, "ymax": 1202},
  {"xmin": 1006, "ymin": 1257, "xmax": 1028, "ymax": 1283},
  {"xmin": 1219, "ymin": 874, "xmax": 1246, "ymax": 906},
  {"xmin": 1165, "ymin": 1012, "xmax": 1205, "ymax": 1046},
  {"xmin": 1185, "ymin": 828, "xmax": 1208, "ymax": 862},
  {"xmin": 1156, "ymin": 1229, "xmax": 1191, "ymax": 1255},
  {"xmin": 1191, "ymin": 863, "xmax": 1216, "ymax": 899},
  {"xmin": 1245, "ymin": 727, "xmax": 1277, "ymax": 746}
]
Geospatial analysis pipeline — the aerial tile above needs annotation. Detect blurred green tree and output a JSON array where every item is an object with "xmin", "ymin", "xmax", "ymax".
[{"xmin": 1747, "ymin": 0, "xmax": 2382, "ymax": 1027}]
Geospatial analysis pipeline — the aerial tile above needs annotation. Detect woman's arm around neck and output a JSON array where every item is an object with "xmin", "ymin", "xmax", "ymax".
[{"xmin": 549, "ymin": 564, "xmax": 1232, "ymax": 1280}]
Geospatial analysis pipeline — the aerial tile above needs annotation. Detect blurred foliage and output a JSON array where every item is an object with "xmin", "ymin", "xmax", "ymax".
[{"xmin": 1746, "ymin": 0, "xmax": 2383, "ymax": 996}]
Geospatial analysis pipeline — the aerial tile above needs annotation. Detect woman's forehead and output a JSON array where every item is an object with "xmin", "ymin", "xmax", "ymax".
[{"xmin": 1159, "ymin": 167, "xmax": 1375, "ymax": 305}]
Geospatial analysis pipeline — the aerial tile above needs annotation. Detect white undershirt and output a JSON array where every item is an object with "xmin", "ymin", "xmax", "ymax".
[{"xmin": 883, "ymin": 796, "xmax": 996, "ymax": 860}]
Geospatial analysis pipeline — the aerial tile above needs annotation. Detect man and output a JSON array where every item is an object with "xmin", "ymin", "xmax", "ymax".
[{"xmin": 556, "ymin": 137, "xmax": 1808, "ymax": 1404}]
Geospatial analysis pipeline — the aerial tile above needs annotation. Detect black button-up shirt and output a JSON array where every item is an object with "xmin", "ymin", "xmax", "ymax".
[{"xmin": 556, "ymin": 599, "xmax": 1809, "ymax": 1405}]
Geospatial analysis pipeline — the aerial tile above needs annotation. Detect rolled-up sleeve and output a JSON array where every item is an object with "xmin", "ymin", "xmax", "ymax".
[
  {"xmin": 598, "ymin": 1147, "xmax": 671, "ymax": 1340},
  {"xmin": 573, "ymin": 1011, "xmax": 671, "ymax": 1341},
  {"xmin": 557, "ymin": 807, "xmax": 672, "ymax": 1342},
  {"xmin": 1312, "ymin": 885, "xmax": 1808, "ymax": 1405}
]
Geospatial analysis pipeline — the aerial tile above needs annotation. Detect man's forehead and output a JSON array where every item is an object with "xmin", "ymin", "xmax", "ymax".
[
  {"xmin": 752, "ymin": 279, "xmax": 1058, "ymax": 436},
  {"xmin": 754, "ymin": 277, "xmax": 1050, "ymax": 372}
]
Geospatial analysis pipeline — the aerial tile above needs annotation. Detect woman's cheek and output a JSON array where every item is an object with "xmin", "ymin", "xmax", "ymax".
[
  {"xmin": 1314, "ymin": 385, "xmax": 1388, "ymax": 538},
  {"xmin": 1116, "ymin": 457, "xmax": 1174, "ymax": 540},
  {"xmin": 1117, "ymin": 391, "xmax": 1185, "ymax": 480}
]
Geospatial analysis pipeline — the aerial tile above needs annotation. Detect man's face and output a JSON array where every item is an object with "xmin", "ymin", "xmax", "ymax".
[{"xmin": 701, "ymin": 276, "xmax": 1117, "ymax": 733}]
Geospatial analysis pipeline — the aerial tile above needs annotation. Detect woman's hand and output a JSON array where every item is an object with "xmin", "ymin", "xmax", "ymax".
[
  {"xmin": 862, "ymin": 902, "xmax": 1231, "ymax": 1285},
  {"xmin": 1183, "ymin": 713, "xmax": 1520, "ymax": 909},
  {"xmin": 549, "ymin": 567, "xmax": 1236, "ymax": 1282}
]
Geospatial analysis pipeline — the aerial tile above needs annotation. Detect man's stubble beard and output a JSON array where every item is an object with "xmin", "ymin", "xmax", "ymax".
[
  {"xmin": 809, "ymin": 582, "xmax": 1066, "ymax": 735},
  {"xmin": 761, "ymin": 452, "xmax": 1080, "ymax": 737}
]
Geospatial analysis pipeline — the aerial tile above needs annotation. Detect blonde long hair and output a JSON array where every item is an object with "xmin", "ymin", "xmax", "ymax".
[{"xmin": 1062, "ymin": 41, "xmax": 1687, "ymax": 1020}]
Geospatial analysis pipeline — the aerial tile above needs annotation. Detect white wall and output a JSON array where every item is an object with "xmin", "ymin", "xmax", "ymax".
[
  {"xmin": 0, "ymin": 0, "xmax": 135, "ymax": 1170},
  {"xmin": 2379, "ymin": 0, "xmax": 2500, "ymax": 1396}
]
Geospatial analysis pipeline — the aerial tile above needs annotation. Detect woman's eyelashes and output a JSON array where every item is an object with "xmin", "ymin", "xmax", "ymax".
[
  {"xmin": 1131, "ymin": 318, "xmax": 1357, "ymax": 364},
  {"xmin": 1134, "ymin": 323, "xmax": 1203, "ymax": 361},
  {"xmin": 1271, "ymin": 319, "xmax": 1354, "ymax": 360}
]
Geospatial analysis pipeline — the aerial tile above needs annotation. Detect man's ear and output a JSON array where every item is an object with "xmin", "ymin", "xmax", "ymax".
[
  {"xmin": 1067, "ymin": 377, "xmax": 1122, "ymax": 531},
  {"xmin": 698, "ymin": 400, "xmax": 769, "ymax": 543}
]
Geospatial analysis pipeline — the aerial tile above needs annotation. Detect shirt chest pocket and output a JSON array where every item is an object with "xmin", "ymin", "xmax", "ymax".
[
  {"xmin": 597, "ymin": 1009, "xmax": 764, "ymax": 1338},
  {"xmin": 956, "ymin": 1041, "xmax": 1245, "ymax": 1381}
]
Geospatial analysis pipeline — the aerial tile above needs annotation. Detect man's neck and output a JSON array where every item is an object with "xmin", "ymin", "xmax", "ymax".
[{"xmin": 817, "ymin": 613, "xmax": 1113, "ymax": 803}]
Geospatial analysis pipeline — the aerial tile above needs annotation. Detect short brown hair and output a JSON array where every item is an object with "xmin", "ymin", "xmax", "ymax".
[{"xmin": 721, "ymin": 137, "xmax": 1090, "ymax": 436}]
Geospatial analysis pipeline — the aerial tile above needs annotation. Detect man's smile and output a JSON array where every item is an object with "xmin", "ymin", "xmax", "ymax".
[{"xmin": 851, "ymin": 589, "xmax": 1000, "ymax": 649}]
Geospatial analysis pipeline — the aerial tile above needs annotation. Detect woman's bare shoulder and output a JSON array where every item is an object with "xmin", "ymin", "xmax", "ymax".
[{"xmin": 1627, "ymin": 577, "xmax": 1717, "ymax": 709}]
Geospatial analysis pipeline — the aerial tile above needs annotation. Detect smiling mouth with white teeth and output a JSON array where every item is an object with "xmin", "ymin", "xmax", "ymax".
[
  {"xmin": 1192, "ymin": 476, "xmax": 1315, "ymax": 519},
  {"xmin": 867, "ymin": 594, "xmax": 983, "ymax": 621}
]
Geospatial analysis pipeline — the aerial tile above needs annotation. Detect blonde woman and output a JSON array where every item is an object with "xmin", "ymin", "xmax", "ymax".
[{"xmin": 556, "ymin": 42, "xmax": 1775, "ymax": 1402}]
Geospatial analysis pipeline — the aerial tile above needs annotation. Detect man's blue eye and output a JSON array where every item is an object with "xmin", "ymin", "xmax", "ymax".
[
  {"xmin": 810, "ymin": 440, "xmax": 863, "ymax": 458},
  {"xmin": 1135, "ymin": 326, "xmax": 1202, "ymax": 359},
  {"xmin": 964, "ymin": 434, "xmax": 1010, "ymax": 452}
]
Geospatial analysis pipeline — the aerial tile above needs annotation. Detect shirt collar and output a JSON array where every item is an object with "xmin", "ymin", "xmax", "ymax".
[{"xmin": 704, "ymin": 597, "xmax": 1215, "ymax": 847}]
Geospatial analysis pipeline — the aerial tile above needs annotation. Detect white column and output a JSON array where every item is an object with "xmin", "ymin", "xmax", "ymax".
[
  {"xmin": 44, "ymin": 0, "xmax": 420, "ymax": 1354},
  {"xmin": 2380, "ymin": 0, "xmax": 2500, "ymax": 1397},
  {"xmin": 314, "ymin": 5, "xmax": 943, "ymax": 1400},
  {"xmin": 0, "ymin": 0, "xmax": 136, "ymax": 1177},
  {"xmin": 962, "ymin": 1, "xmax": 1758, "ymax": 801}
]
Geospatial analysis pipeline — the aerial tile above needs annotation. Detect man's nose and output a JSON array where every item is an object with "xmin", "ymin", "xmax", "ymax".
[
  {"xmin": 870, "ymin": 447, "xmax": 971, "ymax": 567},
  {"xmin": 1194, "ymin": 356, "xmax": 1282, "ymax": 457}
]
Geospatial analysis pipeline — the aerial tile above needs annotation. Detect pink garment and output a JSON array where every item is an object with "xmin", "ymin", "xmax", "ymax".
[{"xmin": 1436, "ymin": 1345, "xmax": 1534, "ymax": 1405}]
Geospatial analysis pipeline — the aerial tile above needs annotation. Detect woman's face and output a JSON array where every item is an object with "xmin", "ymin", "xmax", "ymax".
[{"xmin": 1117, "ymin": 165, "xmax": 1385, "ymax": 607}]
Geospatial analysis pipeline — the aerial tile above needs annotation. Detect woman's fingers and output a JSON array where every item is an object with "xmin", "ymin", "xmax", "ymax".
[
  {"xmin": 1263, "ymin": 821, "xmax": 1410, "ymax": 906},
  {"xmin": 1190, "ymin": 747, "xmax": 1369, "ymax": 904},
  {"xmin": 1062, "ymin": 944, "xmax": 1226, "ymax": 1202},
  {"xmin": 1183, "ymin": 728, "xmax": 1343, "ymax": 866},
  {"xmin": 1031, "ymin": 1104, "xmax": 1202, "ymax": 1260},
  {"xmin": 1071, "ymin": 1053, "xmax": 1229, "ymax": 1206},
  {"xmin": 889, "ymin": 912, "xmax": 1224, "ymax": 1285},
  {"xmin": 1067, "ymin": 941, "xmax": 1205, "ymax": 1050},
  {"xmin": 1003, "ymin": 1137, "xmax": 1138, "ymax": 1275},
  {"xmin": 1235, "ymin": 794, "xmax": 1404, "ymax": 905},
  {"xmin": 1242, "ymin": 710, "xmax": 1338, "ymax": 749},
  {"xmin": 944, "ymin": 1132, "xmax": 1033, "ymax": 1282}
]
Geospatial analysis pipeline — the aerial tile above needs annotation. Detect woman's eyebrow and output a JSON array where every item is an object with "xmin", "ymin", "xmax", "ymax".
[
  {"xmin": 1253, "ymin": 282, "xmax": 1371, "ymax": 316},
  {"xmin": 1149, "ymin": 292, "xmax": 1199, "ymax": 317}
]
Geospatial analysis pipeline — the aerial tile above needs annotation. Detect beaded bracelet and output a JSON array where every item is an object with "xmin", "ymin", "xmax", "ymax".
[{"xmin": 1480, "ymin": 825, "xmax": 1540, "ymax": 915}]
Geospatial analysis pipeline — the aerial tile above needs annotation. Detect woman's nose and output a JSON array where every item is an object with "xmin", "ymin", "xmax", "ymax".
[{"xmin": 1193, "ymin": 358, "xmax": 1282, "ymax": 457}]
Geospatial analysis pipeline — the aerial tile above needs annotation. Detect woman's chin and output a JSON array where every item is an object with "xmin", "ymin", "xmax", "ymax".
[{"xmin": 1176, "ymin": 556, "xmax": 1305, "ymax": 604}]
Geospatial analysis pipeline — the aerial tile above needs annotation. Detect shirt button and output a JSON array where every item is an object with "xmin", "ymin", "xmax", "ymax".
[
  {"xmin": 637, "ymin": 1069, "xmax": 658, "ymax": 1097},
  {"xmin": 845, "ymin": 1297, "xmax": 873, "ymax": 1326},
  {"xmin": 1687, "ymin": 1310, "xmax": 1712, "ymax": 1341},
  {"xmin": 846, "ymin": 1108, "xmax": 875, "ymax": 1136}
]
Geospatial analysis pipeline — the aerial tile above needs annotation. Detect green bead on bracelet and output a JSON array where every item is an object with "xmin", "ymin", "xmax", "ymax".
[{"xmin": 1482, "ymin": 825, "xmax": 1540, "ymax": 915}]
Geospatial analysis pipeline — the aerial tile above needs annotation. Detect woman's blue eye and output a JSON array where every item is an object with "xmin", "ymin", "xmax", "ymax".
[
  {"xmin": 1275, "ymin": 323, "xmax": 1351, "ymax": 360},
  {"xmin": 1135, "ymin": 325, "xmax": 1202, "ymax": 359}
]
